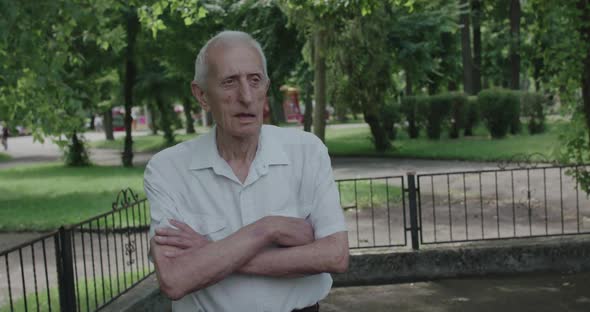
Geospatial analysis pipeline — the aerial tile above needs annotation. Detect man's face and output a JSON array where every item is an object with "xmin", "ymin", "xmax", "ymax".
[{"xmin": 192, "ymin": 41, "xmax": 269, "ymax": 139}]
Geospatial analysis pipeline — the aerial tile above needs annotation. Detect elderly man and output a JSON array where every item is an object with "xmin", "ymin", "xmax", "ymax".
[{"xmin": 145, "ymin": 30, "xmax": 348, "ymax": 312}]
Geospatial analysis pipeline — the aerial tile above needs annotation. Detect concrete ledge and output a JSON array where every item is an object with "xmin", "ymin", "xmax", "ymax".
[
  {"xmin": 334, "ymin": 235, "xmax": 590, "ymax": 286},
  {"xmin": 104, "ymin": 235, "xmax": 590, "ymax": 311}
]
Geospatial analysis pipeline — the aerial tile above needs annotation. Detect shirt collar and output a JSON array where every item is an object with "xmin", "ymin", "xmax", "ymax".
[{"xmin": 188, "ymin": 125, "xmax": 290, "ymax": 171}]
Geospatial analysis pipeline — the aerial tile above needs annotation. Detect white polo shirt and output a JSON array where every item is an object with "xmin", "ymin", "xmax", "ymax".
[{"xmin": 144, "ymin": 125, "xmax": 347, "ymax": 312}]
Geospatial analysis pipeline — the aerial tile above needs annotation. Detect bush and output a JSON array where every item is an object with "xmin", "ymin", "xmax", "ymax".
[
  {"xmin": 421, "ymin": 94, "xmax": 453, "ymax": 139},
  {"xmin": 446, "ymin": 93, "xmax": 468, "ymax": 139},
  {"xmin": 381, "ymin": 98, "xmax": 401, "ymax": 140},
  {"xmin": 464, "ymin": 96, "xmax": 479, "ymax": 136},
  {"xmin": 478, "ymin": 89, "xmax": 520, "ymax": 139},
  {"xmin": 401, "ymin": 96, "xmax": 425, "ymax": 139},
  {"xmin": 520, "ymin": 92, "xmax": 547, "ymax": 134}
]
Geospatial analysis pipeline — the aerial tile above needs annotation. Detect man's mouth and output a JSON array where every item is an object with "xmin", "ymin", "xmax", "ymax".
[{"xmin": 235, "ymin": 113, "xmax": 256, "ymax": 118}]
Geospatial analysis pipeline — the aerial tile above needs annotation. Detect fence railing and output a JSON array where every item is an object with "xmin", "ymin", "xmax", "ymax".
[
  {"xmin": 415, "ymin": 164, "xmax": 590, "ymax": 245},
  {"xmin": 0, "ymin": 188, "xmax": 152, "ymax": 312},
  {"xmin": 2, "ymin": 163, "xmax": 590, "ymax": 311}
]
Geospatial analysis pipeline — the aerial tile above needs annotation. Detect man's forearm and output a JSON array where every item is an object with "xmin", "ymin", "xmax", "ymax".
[
  {"xmin": 153, "ymin": 220, "xmax": 272, "ymax": 299},
  {"xmin": 239, "ymin": 231, "xmax": 349, "ymax": 278}
]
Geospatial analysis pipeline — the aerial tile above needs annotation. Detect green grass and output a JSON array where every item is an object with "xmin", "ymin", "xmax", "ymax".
[
  {"xmin": 0, "ymin": 152, "xmax": 10, "ymax": 162},
  {"xmin": 337, "ymin": 179, "xmax": 403, "ymax": 209},
  {"xmin": 326, "ymin": 122, "xmax": 563, "ymax": 162},
  {"xmin": 90, "ymin": 133, "xmax": 198, "ymax": 153},
  {"xmin": 0, "ymin": 164, "xmax": 147, "ymax": 231},
  {"xmin": 0, "ymin": 269, "xmax": 153, "ymax": 312}
]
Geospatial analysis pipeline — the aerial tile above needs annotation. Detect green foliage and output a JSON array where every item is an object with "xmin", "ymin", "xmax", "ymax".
[
  {"xmin": 325, "ymin": 122, "xmax": 561, "ymax": 162},
  {"xmin": 400, "ymin": 96, "xmax": 426, "ymax": 139},
  {"xmin": 520, "ymin": 92, "xmax": 547, "ymax": 134},
  {"xmin": 380, "ymin": 97, "xmax": 401, "ymax": 140},
  {"xmin": 464, "ymin": 96, "xmax": 479, "ymax": 136},
  {"xmin": 421, "ymin": 93, "xmax": 453, "ymax": 139},
  {"xmin": 478, "ymin": 89, "xmax": 520, "ymax": 138}
]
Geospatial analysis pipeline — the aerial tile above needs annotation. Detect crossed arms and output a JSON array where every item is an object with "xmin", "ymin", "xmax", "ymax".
[{"xmin": 150, "ymin": 216, "xmax": 348, "ymax": 300}]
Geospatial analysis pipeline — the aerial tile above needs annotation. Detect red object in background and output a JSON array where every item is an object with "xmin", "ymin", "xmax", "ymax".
[{"xmin": 280, "ymin": 86, "xmax": 303, "ymax": 123}]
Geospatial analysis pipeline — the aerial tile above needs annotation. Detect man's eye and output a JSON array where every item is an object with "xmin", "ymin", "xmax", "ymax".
[
  {"xmin": 222, "ymin": 79, "xmax": 235, "ymax": 86},
  {"xmin": 250, "ymin": 76, "xmax": 261, "ymax": 86}
]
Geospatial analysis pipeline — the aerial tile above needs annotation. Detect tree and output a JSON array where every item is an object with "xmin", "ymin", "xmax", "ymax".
[
  {"xmin": 460, "ymin": 0, "xmax": 474, "ymax": 95},
  {"xmin": 0, "ymin": 0, "xmax": 128, "ymax": 166},
  {"xmin": 509, "ymin": 0, "xmax": 521, "ymax": 90},
  {"xmin": 471, "ymin": 0, "xmax": 483, "ymax": 93}
]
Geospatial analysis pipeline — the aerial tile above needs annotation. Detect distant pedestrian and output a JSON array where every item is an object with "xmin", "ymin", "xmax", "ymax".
[{"xmin": 1, "ymin": 124, "xmax": 8, "ymax": 150}]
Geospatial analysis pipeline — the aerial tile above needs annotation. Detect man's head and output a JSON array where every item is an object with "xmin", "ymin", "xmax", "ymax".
[{"xmin": 191, "ymin": 31, "xmax": 270, "ymax": 139}]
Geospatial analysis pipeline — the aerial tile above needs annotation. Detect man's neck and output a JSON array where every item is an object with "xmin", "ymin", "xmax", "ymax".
[{"xmin": 215, "ymin": 128, "xmax": 260, "ymax": 182}]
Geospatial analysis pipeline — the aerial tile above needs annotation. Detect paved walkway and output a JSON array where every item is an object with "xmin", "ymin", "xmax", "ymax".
[{"xmin": 322, "ymin": 271, "xmax": 590, "ymax": 312}]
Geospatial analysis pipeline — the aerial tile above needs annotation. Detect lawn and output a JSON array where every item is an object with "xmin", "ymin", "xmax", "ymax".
[
  {"xmin": 93, "ymin": 121, "xmax": 562, "ymax": 162},
  {"xmin": 0, "ymin": 152, "xmax": 10, "ymax": 162},
  {"xmin": 0, "ymin": 164, "xmax": 146, "ymax": 231},
  {"xmin": 325, "ymin": 122, "xmax": 562, "ymax": 162},
  {"xmin": 0, "ymin": 269, "xmax": 152, "ymax": 312},
  {"xmin": 89, "ymin": 133, "xmax": 198, "ymax": 153}
]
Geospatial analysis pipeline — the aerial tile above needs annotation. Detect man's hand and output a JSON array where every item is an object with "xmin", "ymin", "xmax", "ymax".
[
  {"xmin": 262, "ymin": 216, "xmax": 314, "ymax": 247},
  {"xmin": 153, "ymin": 219, "xmax": 210, "ymax": 258}
]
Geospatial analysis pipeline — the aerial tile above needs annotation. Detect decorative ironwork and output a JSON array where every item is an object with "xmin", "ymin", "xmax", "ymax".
[
  {"xmin": 112, "ymin": 188, "xmax": 140, "ymax": 211},
  {"xmin": 125, "ymin": 238, "xmax": 137, "ymax": 266},
  {"xmin": 497, "ymin": 153, "xmax": 559, "ymax": 170}
]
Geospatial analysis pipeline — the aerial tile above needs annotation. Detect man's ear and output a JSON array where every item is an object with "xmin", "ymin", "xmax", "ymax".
[
  {"xmin": 191, "ymin": 81, "xmax": 210, "ymax": 112},
  {"xmin": 265, "ymin": 78, "xmax": 271, "ymax": 94}
]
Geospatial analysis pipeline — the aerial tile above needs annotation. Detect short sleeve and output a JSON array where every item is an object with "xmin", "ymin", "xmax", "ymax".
[
  {"xmin": 144, "ymin": 161, "xmax": 180, "ymax": 241},
  {"xmin": 307, "ymin": 143, "xmax": 347, "ymax": 239}
]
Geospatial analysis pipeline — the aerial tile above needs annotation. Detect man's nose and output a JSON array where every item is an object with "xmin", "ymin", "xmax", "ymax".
[{"xmin": 238, "ymin": 78, "xmax": 253, "ymax": 106}]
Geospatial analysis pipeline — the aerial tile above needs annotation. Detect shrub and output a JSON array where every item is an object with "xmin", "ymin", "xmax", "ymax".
[
  {"xmin": 401, "ymin": 96, "xmax": 425, "ymax": 139},
  {"xmin": 420, "ymin": 94, "xmax": 452, "ymax": 139},
  {"xmin": 381, "ymin": 99, "xmax": 401, "ymax": 140},
  {"xmin": 478, "ymin": 89, "xmax": 520, "ymax": 139},
  {"xmin": 464, "ymin": 96, "xmax": 479, "ymax": 136},
  {"xmin": 446, "ymin": 92, "xmax": 468, "ymax": 139},
  {"xmin": 520, "ymin": 92, "xmax": 547, "ymax": 134}
]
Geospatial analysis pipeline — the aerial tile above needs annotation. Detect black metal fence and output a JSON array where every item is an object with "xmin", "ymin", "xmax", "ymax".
[
  {"xmin": 2, "ymin": 164, "xmax": 590, "ymax": 311},
  {"xmin": 335, "ymin": 164, "xmax": 590, "ymax": 251},
  {"xmin": 415, "ymin": 164, "xmax": 590, "ymax": 245},
  {"xmin": 0, "ymin": 189, "xmax": 152, "ymax": 312}
]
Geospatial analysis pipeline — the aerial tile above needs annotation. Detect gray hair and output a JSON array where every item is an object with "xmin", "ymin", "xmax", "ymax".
[{"xmin": 193, "ymin": 30, "xmax": 268, "ymax": 89}]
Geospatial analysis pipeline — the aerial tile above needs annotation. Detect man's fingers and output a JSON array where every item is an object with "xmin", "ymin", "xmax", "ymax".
[
  {"xmin": 164, "ymin": 248, "xmax": 188, "ymax": 258},
  {"xmin": 155, "ymin": 227, "xmax": 183, "ymax": 237},
  {"xmin": 169, "ymin": 219, "xmax": 200, "ymax": 235},
  {"xmin": 154, "ymin": 235, "xmax": 192, "ymax": 248}
]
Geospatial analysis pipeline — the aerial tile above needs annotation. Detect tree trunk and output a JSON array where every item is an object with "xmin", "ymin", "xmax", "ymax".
[
  {"xmin": 66, "ymin": 131, "xmax": 89, "ymax": 167},
  {"xmin": 363, "ymin": 111, "xmax": 391, "ymax": 152},
  {"xmin": 509, "ymin": 0, "xmax": 521, "ymax": 90},
  {"xmin": 471, "ymin": 0, "xmax": 482, "ymax": 94},
  {"xmin": 156, "ymin": 90, "xmax": 175, "ymax": 146},
  {"xmin": 303, "ymin": 77, "xmax": 313, "ymax": 132},
  {"xmin": 579, "ymin": 0, "xmax": 590, "ymax": 143},
  {"xmin": 183, "ymin": 98, "xmax": 195, "ymax": 134},
  {"xmin": 122, "ymin": 8, "xmax": 139, "ymax": 167},
  {"xmin": 89, "ymin": 115, "xmax": 95, "ymax": 131},
  {"xmin": 312, "ymin": 30, "xmax": 327, "ymax": 142},
  {"xmin": 405, "ymin": 69, "xmax": 413, "ymax": 96},
  {"xmin": 103, "ymin": 108, "xmax": 114, "ymax": 140},
  {"xmin": 460, "ymin": 0, "xmax": 474, "ymax": 95}
]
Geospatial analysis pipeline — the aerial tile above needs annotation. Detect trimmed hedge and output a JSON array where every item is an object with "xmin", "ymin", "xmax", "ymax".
[
  {"xmin": 422, "ymin": 93, "xmax": 453, "ymax": 139},
  {"xmin": 464, "ymin": 96, "xmax": 479, "ymax": 136},
  {"xmin": 478, "ymin": 89, "xmax": 521, "ymax": 138},
  {"xmin": 401, "ymin": 96, "xmax": 426, "ymax": 139},
  {"xmin": 521, "ymin": 92, "xmax": 547, "ymax": 134},
  {"xmin": 381, "ymin": 99, "xmax": 401, "ymax": 140}
]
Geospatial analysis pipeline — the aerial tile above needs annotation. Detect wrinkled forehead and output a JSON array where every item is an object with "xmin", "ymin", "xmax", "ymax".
[{"xmin": 206, "ymin": 40, "xmax": 265, "ymax": 79}]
